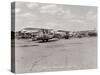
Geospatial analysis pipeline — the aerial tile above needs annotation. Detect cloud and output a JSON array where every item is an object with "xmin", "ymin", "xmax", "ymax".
[
  {"xmin": 40, "ymin": 4, "xmax": 65, "ymax": 15},
  {"xmin": 71, "ymin": 19, "xmax": 85, "ymax": 23},
  {"xmin": 26, "ymin": 3, "xmax": 38, "ymax": 8},
  {"xmin": 86, "ymin": 11, "xmax": 97, "ymax": 20},
  {"xmin": 41, "ymin": 4, "xmax": 57, "ymax": 10},
  {"xmin": 15, "ymin": 8, "xmax": 21, "ymax": 13},
  {"xmin": 15, "ymin": 2, "xmax": 97, "ymax": 31},
  {"xmin": 16, "ymin": 2, "xmax": 22, "ymax": 6},
  {"xmin": 63, "ymin": 10, "xmax": 75, "ymax": 19},
  {"xmin": 16, "ymin": 12, "xmax": 37, "ymax": 19},
  {"xmin": 19, "ymin": 13, "xmax": 32, "ymax": 16}
]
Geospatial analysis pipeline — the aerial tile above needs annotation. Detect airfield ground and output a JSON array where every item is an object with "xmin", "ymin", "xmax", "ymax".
[{"xmin": 14, "ymin": 37, "xmax": 97, "ymax": 73}]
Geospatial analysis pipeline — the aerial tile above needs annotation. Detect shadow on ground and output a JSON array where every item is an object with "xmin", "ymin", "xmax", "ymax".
[{"xmin": 36, "ymin": 39, "xmax": 59, "ymax": 43}]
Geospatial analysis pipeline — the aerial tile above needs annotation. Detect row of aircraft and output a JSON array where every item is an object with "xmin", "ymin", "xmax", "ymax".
[{"xmin": 15, "ymin": 28, "xmax": 97, "ymax": 42}]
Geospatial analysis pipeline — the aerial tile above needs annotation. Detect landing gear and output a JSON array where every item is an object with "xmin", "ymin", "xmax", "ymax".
[
  {"xmin": 42, "ymin": 39, "xmax": 49, "ymax": 42},
  {"xmin": 45, "ymin": 39, "xmax": 49, "ymax": 42},
  {"xmin": 65, "ymin": 36, "xmax": 69, "ymax": 39}
]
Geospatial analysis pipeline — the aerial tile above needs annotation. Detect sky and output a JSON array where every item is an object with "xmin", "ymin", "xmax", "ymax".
[{"xmin": 12, "ymin": 2, "xmax": 97, "ymax": 31}]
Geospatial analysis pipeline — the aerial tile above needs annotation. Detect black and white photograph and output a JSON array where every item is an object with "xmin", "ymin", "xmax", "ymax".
[{"xmin": 11, "ymin": 2, "xmax": 97, "ymax": 73}]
